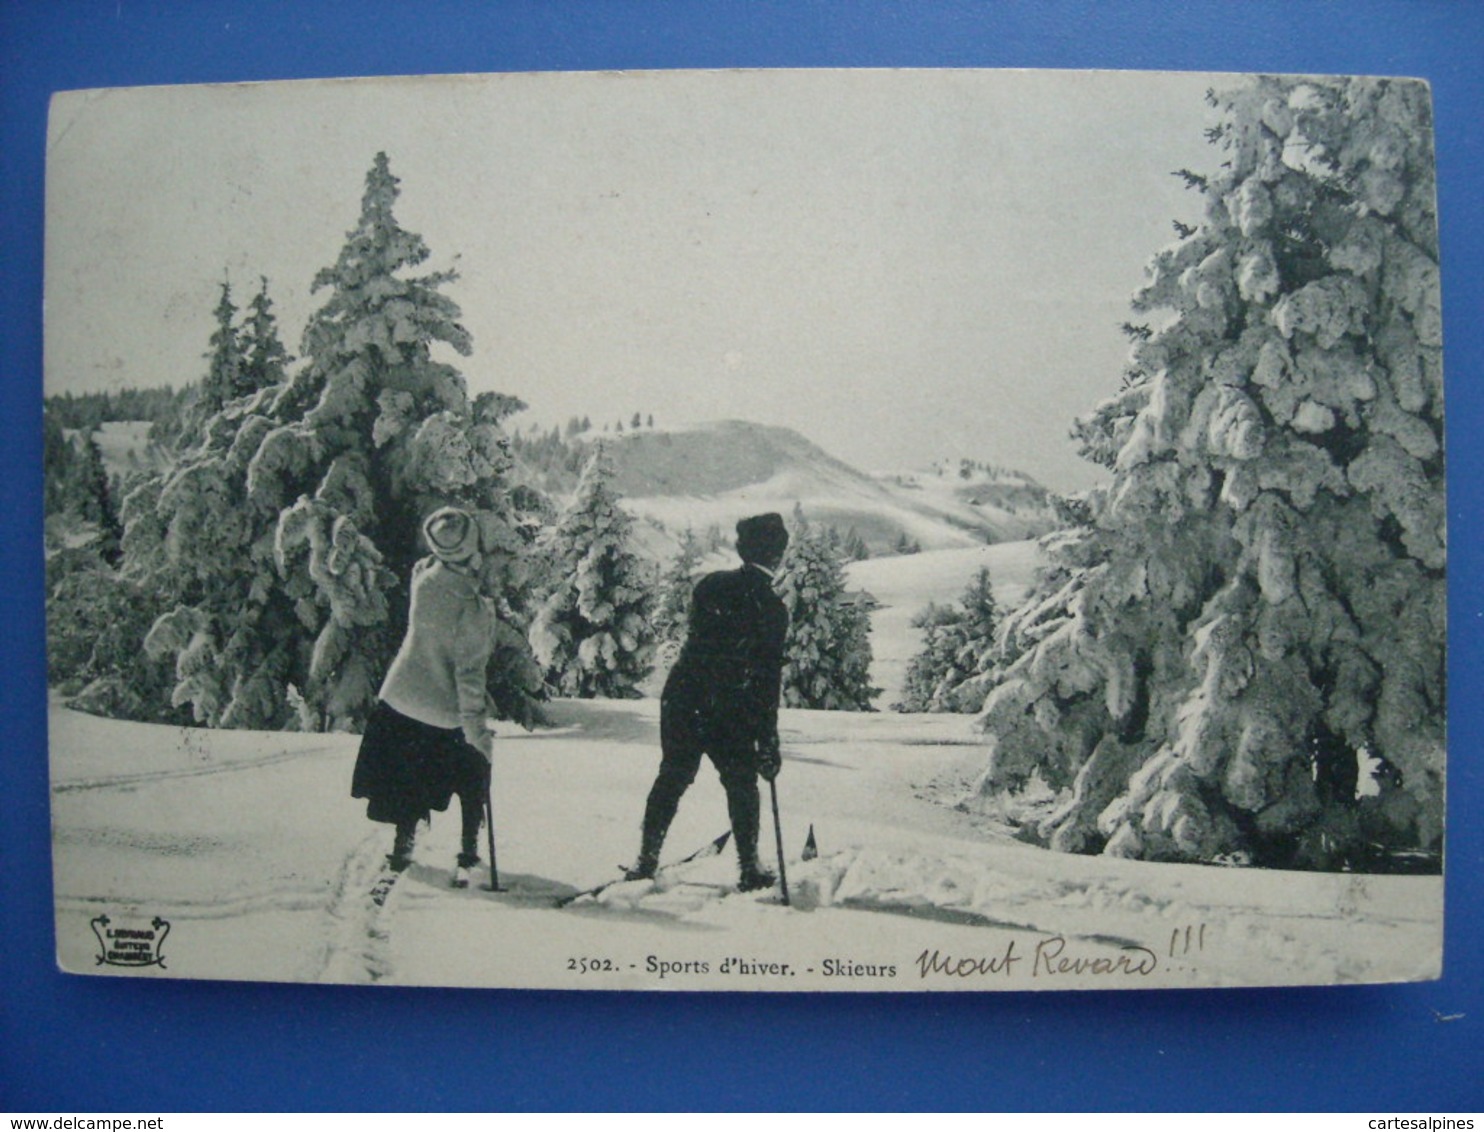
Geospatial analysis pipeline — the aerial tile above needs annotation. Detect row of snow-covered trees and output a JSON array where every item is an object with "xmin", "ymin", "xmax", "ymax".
[{"xmin": 46, "ymin": 151, "xmax": 880, "ymax": 731}]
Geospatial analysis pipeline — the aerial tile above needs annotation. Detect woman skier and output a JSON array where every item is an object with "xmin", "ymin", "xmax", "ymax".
[{"xmin": 351, "ymin": 506, "xmax": 498, "ymax": 888}]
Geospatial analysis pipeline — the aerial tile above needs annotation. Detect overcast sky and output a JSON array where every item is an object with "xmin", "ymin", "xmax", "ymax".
[{"xmin": 45, "ymin": 68, "xmax": 1220, "ymax": 492}]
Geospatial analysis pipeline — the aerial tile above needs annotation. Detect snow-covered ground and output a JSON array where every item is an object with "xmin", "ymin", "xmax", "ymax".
[
  {"xmin": 51, "ymin": 691, "xmax": 1442, "ymax": 993},
  {"xmin": 48, "ymin": 538, "xmax": 1443, "ymax": 993}
]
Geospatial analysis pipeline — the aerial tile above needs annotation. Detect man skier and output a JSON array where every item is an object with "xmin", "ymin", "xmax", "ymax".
[{"xmin": 627, "ymin": 512, "xmax": 790, "ymax": 891}]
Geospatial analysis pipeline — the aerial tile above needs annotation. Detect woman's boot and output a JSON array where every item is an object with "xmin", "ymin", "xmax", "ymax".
[{"xmin": 388, "ymin": 822, "xmax": 416, "ymax": 872}]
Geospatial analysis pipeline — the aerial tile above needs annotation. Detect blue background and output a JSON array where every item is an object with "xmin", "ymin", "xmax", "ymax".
[{"xmin": 2, "ymin": 1, "xmax": 1480, "ymax": 1113}]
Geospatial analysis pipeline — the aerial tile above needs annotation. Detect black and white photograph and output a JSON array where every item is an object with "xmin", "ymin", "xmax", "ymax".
[{"xmin": 43, "ymin": 67, "xmax": 1445, "ymax": 991}]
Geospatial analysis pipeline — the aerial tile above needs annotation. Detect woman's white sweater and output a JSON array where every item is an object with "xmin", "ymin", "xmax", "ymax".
[{"xmin": 379, "ymin": 558, "xmax": 495, "ymax": 745}]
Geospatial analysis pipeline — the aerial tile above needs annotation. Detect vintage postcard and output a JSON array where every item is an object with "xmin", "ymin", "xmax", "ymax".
[{"xmin": 44, "ymin": 69, "xmax": 1444, "ymax": 991}]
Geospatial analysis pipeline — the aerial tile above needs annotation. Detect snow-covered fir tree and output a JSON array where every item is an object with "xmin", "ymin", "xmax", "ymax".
[
  {"xmin": 76, "ymin": 430, "xmax": 123, "ymax": 566},
  {"xmin": 46, "ymin": 543, "xmax": 186, "ymax": 724},
  {"xmin": 895, "ymin": 567, "xmax": 998, "ymax": 713},
  {"xmin": 239, "ymin": 277, "xmax": 293, "ymax": 397},
  {"xmin": 654, "ymin": 526, "xmax": 704, "ymax": 647},
  {"xmin": 840, "ymin": 526, "xmax": 870, "ymax": 562},
  {"xmin": 948, "ymin": 566, "xmax": 999, "ymax": 683},
  {"xmin": 649, "ymin": 525, "xmax": 705, "ymax": 679},
  {"xmin": 202, "ymin": 280, "xmax": 243, "ymax": 407},
  {"xmin": 132, "ymin": 152, "xmax": 545, "ymax": 732},
  {"xmin": 894, "ymin": 603, "xmax": 964, "ymax": 713},
  {"xmin": 165, "ymin": 275, "xmax": 292, "ymax": 452},
  {"xmin": 177, "ymin": 280, "xmax": 245, "ymax": 444},
  {"xmin": 977, "ymin": 77, "xmax": 1442, "ymax": 871},
  {"xmin": 775, "ymin": 518, "xmax": 878, "ymax": 711},
  {"xmin": 43, "ymin": 417, "xmax": 166, "ymax": 716},
  {"xmin": 43, "ymin": 403, "xmax": 172, "ymax": 718},
  {"xmin": 529, "ymin": 446, "xmax": 657, "ymax": 698}
]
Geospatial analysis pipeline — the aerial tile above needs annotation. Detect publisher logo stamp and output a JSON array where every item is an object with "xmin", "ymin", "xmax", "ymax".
[{"xmin": 90, "ymin": 914, "xmax": 171, "ymax": 969}]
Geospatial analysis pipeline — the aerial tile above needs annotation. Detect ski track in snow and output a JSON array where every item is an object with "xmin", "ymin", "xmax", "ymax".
[
  {"xmin": 51, "ymin": 743, "xmax": 345, "ymax": 794},
  {"xmin": 315, "ymin": 832, "xmax": 403, "ymax": 984}
]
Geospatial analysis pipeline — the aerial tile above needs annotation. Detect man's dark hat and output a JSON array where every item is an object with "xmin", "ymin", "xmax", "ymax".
[{"xmin": 736, "ymin": 512, "xmax": 789, "ymax": 564}]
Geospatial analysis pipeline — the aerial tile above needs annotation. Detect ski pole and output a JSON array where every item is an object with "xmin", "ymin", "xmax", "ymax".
[
  {"xmin": 768, "ymin": 776, "xmax": 790, "ymax": 906},
  {"xmin": 483, "ymin": 755, "xmax": 504, "ymax": 892}
]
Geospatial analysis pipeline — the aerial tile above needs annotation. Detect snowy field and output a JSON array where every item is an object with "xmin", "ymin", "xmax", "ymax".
[{"xmin": 51, "ymin": 690, "xmax": 1442, "ymax": 993}]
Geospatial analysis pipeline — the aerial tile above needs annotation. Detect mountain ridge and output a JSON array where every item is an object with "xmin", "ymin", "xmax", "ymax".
[{"xmin": 558, "ymin": 419, "xmax": 1060, "ymax": 557}]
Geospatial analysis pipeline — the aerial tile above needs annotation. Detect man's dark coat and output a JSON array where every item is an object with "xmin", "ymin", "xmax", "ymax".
[{"xmin": 662, "ymin": 563, "xmax": 788, "ymax": 750}]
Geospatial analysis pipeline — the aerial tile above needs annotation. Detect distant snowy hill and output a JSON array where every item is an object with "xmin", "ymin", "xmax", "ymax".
[
  {"xmin": 568, "ymin": 420, "xmax": 1060, "ymax": 558},
  {"xmin": 872, "ymin": 460, "xmax": 1060, "ymax": 545}
]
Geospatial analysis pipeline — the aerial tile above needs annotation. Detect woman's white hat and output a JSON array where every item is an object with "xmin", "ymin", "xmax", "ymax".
[{"xmin": 422, "ymin": 506, "xmax": 480, "ymax": 563}]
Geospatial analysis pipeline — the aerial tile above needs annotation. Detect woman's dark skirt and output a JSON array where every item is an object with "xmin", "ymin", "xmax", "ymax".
[{"xmin": 351, "ymin": 701, "xmax": 487, "ymax": 828}]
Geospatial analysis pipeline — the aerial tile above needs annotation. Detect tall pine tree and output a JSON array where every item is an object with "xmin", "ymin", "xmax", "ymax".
[
  {"xmin": 178, "ymin": 280, "xmax": 245, "ymax": 444},
  {"xmin": 977, "ymin": 77, "xmax": 1442, "ymax": 871},
  {"xmin": 529, "ymin": 446, "xmax": 657, "ymax": 698},
  {"xmin": 136, "ymin": 152, "xmax": 544, "ymax": 731},
  {"xmin": 239, "ymin": 276, "xmax": 293, "ymax": 397},
  {"xmin": 75, "ymin": 431, "xmax": 123, "ymax": 566}
]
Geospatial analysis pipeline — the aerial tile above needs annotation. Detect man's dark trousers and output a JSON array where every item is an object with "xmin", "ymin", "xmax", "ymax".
[
  {"xmin": 635, "ymin": 562, "xmax": 787, "ymax": 874},
  {"xmin": 640, "ymin": 705, "xmax": 761, "ymax": 871}
]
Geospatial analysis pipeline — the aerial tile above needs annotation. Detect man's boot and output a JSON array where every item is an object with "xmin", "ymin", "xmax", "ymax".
[
  {"xmin": 454, "ymin": 816, "xmax": 481, "ymax": 888},
  {"xmin": 738, "ymin": 860, "xmax": 777, "ymax": 892},
  {"xmin": 721, "ymin": 766, "xmax": 770, "ymax": 891},
  {"xmin": 626, "ymin": 772, "xmax": 685, "ymax": 881},
  {"xmin": 623, "ymin": 814, "xmax": 667, "ymax": 881},
  {"xmin": 736, "ymin": 818, "xmax": 775, "ymax": 892},
  {"xmin": 623, "ymin": 855, "xmax": 659, "ymax": 883}
]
